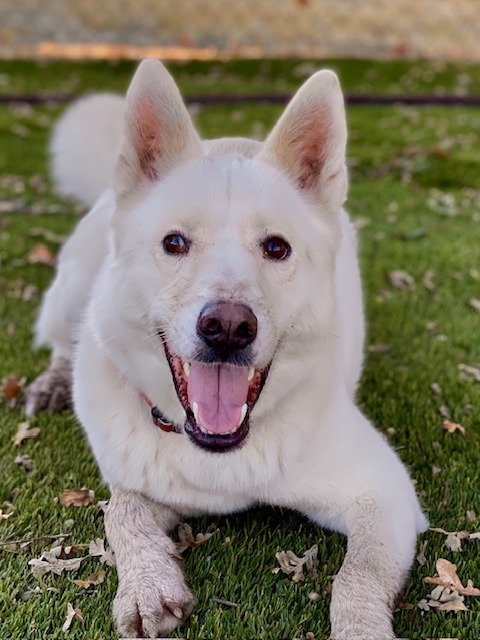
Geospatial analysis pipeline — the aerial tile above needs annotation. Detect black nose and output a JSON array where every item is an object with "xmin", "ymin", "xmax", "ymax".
[{"xmin": 197, "ymin": 302, "xmax": 258, "ymax": 355}]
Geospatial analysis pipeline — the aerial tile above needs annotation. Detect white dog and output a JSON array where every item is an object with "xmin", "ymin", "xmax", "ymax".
[{"xmin": 27, "ymin": 60, "xmax": 427, "ymax": 639}]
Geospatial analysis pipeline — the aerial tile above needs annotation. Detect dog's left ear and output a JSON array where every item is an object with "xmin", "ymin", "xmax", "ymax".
[
  {"xmin": 115, "ymin": 59, "xmax": 203, "ymax": 204},
  {"xmin": 259, "ymin": 70, "xmax": 347, "ymax": 211}
]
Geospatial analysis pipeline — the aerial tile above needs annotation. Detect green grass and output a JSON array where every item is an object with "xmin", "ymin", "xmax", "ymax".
[{"xmin": 0, "ymin": 59, "xmax": 480, "ymax": 640}]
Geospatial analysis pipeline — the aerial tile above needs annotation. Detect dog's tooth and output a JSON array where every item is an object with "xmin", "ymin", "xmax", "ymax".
[
  {"xmin": 183, "ymin": 362, "xmax": 190, "ymax": 377},
  {"xmin": 239, "ymin": 403, "xmax": 248, "ymax": 425},
  {"xmin": 247, "ymin": 367, "xmax": 255, "ymax": 382},
  {"xmin": 192, "ymin": 401, "xmax": 199, "ymax": 423}
]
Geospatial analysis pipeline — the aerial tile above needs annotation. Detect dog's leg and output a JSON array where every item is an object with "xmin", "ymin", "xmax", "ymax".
[
  {"xmin": 25, "ymin": 354, "xmax": 72, "ymax": 416},
  {"xmin": 285, "ymin": 403, "xmax": 424, "ymax": 640},
  {"xmin": 26, "ymin": 192, "xmax": 113, "ymax": 416},
  {"xmin": 105, "ymin": 487, "xmax": 195, "ymax": 639},
  {"xmin": 327, "ymin": 497, "xmax": 409, "ymax": 640}
]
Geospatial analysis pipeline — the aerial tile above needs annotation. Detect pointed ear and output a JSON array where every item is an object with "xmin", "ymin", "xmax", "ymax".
[
  {"xmin": 115, "ymin": 59, "xmax": 203, "ymax": 203},
  {"xmin": 258, "ymin": 70, "xmax": 347, "ymax": 211}
]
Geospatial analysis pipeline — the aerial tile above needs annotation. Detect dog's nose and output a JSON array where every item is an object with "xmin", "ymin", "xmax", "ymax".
[{"xmin": 197, "ymin": 302, "xmax": 258, "ymax": 353}]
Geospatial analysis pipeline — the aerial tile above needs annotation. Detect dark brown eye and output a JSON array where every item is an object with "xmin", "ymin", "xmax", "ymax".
[
  {"xmin": 262, "ymin": 235, "xmax": 291, "ymax": 261},
  {"xmin": 163, "ymin": 233, "xmax": 190, "ymax": 255}
]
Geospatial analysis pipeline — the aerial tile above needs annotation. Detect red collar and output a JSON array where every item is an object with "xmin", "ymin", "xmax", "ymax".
[{"xmin": 141, "ymin": 392, "xmax": 177, "ymax": 433}]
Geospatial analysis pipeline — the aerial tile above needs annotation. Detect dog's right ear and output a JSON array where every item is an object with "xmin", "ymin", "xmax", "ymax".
[{"xmin": 115, "ymin": 59, "xmax": 203, "ymax": 204}]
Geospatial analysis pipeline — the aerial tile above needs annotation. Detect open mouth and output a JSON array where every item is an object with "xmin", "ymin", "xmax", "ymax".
[{"xmin": 164, "ymin": 342, "xmax": 269, "ymax": 452}]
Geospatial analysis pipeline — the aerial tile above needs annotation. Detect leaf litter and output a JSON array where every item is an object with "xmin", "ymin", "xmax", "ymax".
[
  {"xmin": 430, "ymin": 527, "xmax": 480, "ymax": 552},
  {"xmin": 442, "ymin": 420, "xmax": 466, "ymax": 436},
  {"xmin": 13, "ymin": 421, "xmax": 40, "ymax": 446},
  {"xmin": 273, "ymin": 544, "xmax": 318, "ymax": 582},
  {"xmin": 28, "ymin": 537, "xmax": 115, "ymax": 578},
  {"xmin": 62, "ymin": 602, "xmax": 83, "ymax": 633},
  {"xmin": 424, "ymin": 559, "xmax": 480, "ymax": 597},
  {"xmin": 176, "ymin": 522, "xmax": 217, "ymax": 554},
  {"xmin": 59, "ymin": 488, "xmax": 95, "ymax": 507}
]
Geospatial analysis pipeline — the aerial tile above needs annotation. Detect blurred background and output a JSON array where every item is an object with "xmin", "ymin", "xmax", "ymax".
[{"xmin": 1, "ymin": 0, "xmax": 479, "ymax": 61}]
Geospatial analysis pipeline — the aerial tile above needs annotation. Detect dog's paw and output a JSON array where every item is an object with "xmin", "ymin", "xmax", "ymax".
[
  {"xmin": 25, "ymin": 357, "xmax": 72, "ymax": 416},
  {"xmin": 113, "ymin": 553, "xmax": 195, "ymax": 638}
]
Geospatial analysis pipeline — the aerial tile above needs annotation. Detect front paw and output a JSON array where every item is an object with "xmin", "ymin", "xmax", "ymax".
[
  {"xmin": 113, "ymin": 553, "xmax": 195, "ymax": 638},
  {"xmin": 25, "ymin": 357, "xmax": 72, "ymax": 416}
]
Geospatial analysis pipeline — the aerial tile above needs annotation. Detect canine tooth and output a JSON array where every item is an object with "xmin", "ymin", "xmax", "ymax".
[
  {"xmin": 192, "ymin": 401, "xmax": 199, "ymax": 422},
  {"xmin": 248, "ymin": 367, "xmax": 255, "ymax": 381},
  {"xmin": 183, "ymin": 362, "xmax": 190, "ymax": 377},
  {"xmin": 239, "ymin": 403, "xmax": 248, "ymax": 425}
]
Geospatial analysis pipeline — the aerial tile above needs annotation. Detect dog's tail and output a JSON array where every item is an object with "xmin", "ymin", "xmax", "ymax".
[{"xmin": 50, "ymin": 93, "xmax": 125, "ymax": 208}]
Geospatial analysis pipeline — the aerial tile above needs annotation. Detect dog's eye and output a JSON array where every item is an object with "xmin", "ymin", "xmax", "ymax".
[
  {"xmin": 262, "ymin": 235, "xmax": 291, "ymax": 261},
  {"xmin": 163, "ymin": 233, "xmax": 190, "ymax": 255}
]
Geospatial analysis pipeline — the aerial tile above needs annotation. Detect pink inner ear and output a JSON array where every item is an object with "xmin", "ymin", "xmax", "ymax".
[
  {"xmin": 292, "ymin": 108, "xmax": 332, "ymax": 191},
  {"xmin": 134, "ymin": 99, "xmax": 163, "ymax": 181}
]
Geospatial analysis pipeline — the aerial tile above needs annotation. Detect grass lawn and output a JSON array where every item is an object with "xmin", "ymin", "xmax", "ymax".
[{"xmin": 0, "ymin": 58, "xmax": 479, "ymax": 640}]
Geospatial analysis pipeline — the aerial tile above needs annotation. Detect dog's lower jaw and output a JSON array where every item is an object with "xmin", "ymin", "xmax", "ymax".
[{"xmin": 105, "ymin": 488, "xmax": 195, "ymax": 639}]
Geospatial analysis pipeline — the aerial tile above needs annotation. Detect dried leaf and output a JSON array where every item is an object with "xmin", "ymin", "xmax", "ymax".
[
  {"xmin": 62, "ymin": 602, "xmax": 83, "ymax": 632},
  {"xmin": 445, "ymin": 534, "xmax": 462, "ymax": 552},
  {"xmin": 388, "ymin": 269, "xmax": 416, "ymax": 290},
  {"xmin": 442, "ymin": 420, "xmax": 466, "ymax": 436},
  {"xmin": 59, "ymin": 489, "xmax": 95, "ymax": 508},
  {"xmin": 0, "ymin": 509, "xmax": 14, "ymax": 522},
  {"xmin": 88, "ymin": 538, "xmax": 115, "ymax": 566},
  {"xmin": 26, "ymin": 243, "xmax": 55, "ymax": 266},
  {"xmin": 14, "ymin": 454, "xmax": 34, "ymax": 471},
  {"xmin": 28, "ymin": 546, "xmax": 85, "ymax": 578},
  {"xmin": 0, "ymin": 374, "xmax": 24, "ymax": 401},
  {"xmin": 73, "ymin": 568, "xmax": 105, "ymax": 589},
  {"xmin": 417, "ymin": 540, "xmax": 428, "ymax": 566},
  {"xmin": 424, "ymin": 559, "xmax": 480, "ymax": 596},
  {"xmin": 13, "ymin": 421, "xmax": 40, "ymax": 446},
  {"xmin": 469, "ymin": 298, "xmax": 480, "ymax": 314},
  {"xmin": 423, "ymin": 270, "xmax": 436, "ymax": 291},
  {"xmin": 176, "ymin": 523, "xmax": 217, "ymax": 553},
  {"xmin": 437, "ymin": 598, "xmax": 468, "ymax": 612},
  {"xmin": 275, "ymin": 544, "xmax": 318, "ymax": 582},
  {"xmin": 430, "ymin": 382, "xmax": 443, "ymax": 395},
  {"xmin": 458, "ymin": 364, "xmax": 480, "ymax": 382}
]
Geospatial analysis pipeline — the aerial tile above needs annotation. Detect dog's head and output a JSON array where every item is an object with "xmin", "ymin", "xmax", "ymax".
[{"xmin": 109, "ymin": 59, "xmax": 347, "ymax": 452}]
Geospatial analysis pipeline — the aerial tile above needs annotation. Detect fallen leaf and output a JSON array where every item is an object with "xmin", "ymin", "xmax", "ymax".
[
  {"xmin": 417, "ymin": 540, "xmax": 428, "ymax": 565},
  {"xmin": 430, "ymin": 382, "xmax": 443, "ymax": 395},
  {"xmin": 14, "ymin": 454, "xmax": 34, "ymax": 471},
  {"xmin": 88, "ymin": 538, "xmax": 115, "ymax": 566},
  {"xmin": 0, "ymin": 509, "xmax": 14, "ymax": 522},
  {"xmin": 424, "ymin": 558, "xmax": 480, "ymax": 596},
  {"xmin": 13, "ymin": 421, "xmax": 40, "ymax": 446},
  {"xmin": 28, "ymin": 546, "xmax": 85, "ymax": 578},
  {"xmin": 275, "ymin": 544, "xmax": 318, "ymax": 582},
  {"xmin": 59, "ymin": 489, "xmax": 95, "ymax": 508},
  {"xmin": 423, "ymin": 270, "xmax": 436, "ymax": 291},
  {"xmin": 73, "ymin": 568, "xmax": 105, "ymax": 589},
  {"xmin": 458, "ymin": 364, "xmax": 480, "ymax": 382},
  {"xmin": 388, "ymin": 269, "xmax": 416, "ymax": 290},
  {"xmin": 26, "ymin": 243, "xmax": 55, "ymax": 266},
  {"xmin": 442, "ymin": 420, "xmax": 466, "ymax": 436},
  {"xmin": 469, "ymin": 298, "xmax": 480, "ymax": 313},
  {"xmin": 437, "ymin": 598, "xmax": 468, "ymax": 612},
  {"xmin": 62, "ymin": 602, "xmax": 83, "ymax": 632},
  {"xmin": 0, "ymin": 374, "xmax": 24, "ymax": 401},
  {"xmin": 176, "ymin": 523, "xmax": 217, "ymax": 553}
]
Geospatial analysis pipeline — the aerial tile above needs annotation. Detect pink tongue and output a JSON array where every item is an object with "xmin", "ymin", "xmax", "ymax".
[{"xmin": 187, "ymin": 362, "xmax": 249, "ymax": 434}]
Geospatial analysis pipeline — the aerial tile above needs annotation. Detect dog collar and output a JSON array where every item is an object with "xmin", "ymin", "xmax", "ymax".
[{"xmin": 140, "ymin": 392, "xmax": 179, "ymax": 433}]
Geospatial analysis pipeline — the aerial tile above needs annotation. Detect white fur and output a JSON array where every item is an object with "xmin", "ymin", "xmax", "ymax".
[{"xmin": 31, "ymin": 60, "xmax": 427, "ymax": 639}]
